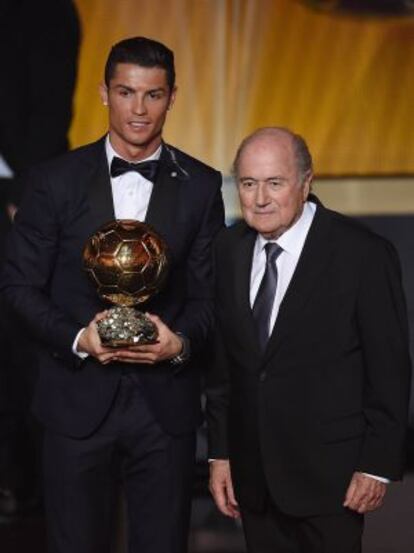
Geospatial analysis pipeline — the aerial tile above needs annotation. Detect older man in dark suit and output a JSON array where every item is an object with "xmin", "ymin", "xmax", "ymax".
[
  {"xmin": 206, "ymin": 127, "xmax": 410, "ymax": 553},
  {"xmin": 1, "ymin": 37, "xmax": 224, "ymax": 553}
]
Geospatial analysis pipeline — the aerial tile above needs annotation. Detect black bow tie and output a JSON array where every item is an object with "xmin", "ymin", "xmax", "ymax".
[{"xmin": 110, "ymin": 156, "xmax": 159, "ymax": 181}]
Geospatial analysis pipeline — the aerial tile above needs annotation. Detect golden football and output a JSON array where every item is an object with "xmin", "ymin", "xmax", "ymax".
[{"xmin": 83, "ymin": 220, "xmax": 168, "ymax": 307}]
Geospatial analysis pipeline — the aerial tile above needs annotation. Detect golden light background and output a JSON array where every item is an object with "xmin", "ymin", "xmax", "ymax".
[
  {"xmin": 70, "ymin": 0, "xmax": 414, "ymax": 215},
  {"xmin": 71, "ymin": 0, "xmax": 414, "ymax": 176}
]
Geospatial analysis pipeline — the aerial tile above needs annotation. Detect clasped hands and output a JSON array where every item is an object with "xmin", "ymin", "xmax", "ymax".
[
  {"xmin": 77, "ymin": 311, "xmax": 183, "ymax": 365},
  {"xmin": 209, "ymin": 460, "xmax": 386, "ymax": 519}
]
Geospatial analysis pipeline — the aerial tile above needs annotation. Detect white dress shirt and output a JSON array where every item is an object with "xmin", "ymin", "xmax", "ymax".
[
  {"xmin": 105, "ymin": 136, "xmax": 161, "ymax": 221},
  {"xmin": 72, "ymin": 135, "xmax": 162, "ymax": 357},
  {"xmin": 250, "ymin": 201, "xmax": 316, "ymax": 332}
]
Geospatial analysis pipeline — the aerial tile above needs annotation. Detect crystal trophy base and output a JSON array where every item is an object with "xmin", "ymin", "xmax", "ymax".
[{"xmin": 97, "ymin": 306, "xmax": 158, "ymax": 347}]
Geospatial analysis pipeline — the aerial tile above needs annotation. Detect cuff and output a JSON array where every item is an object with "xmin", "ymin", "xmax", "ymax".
[
  {"xmin": 72, "ymin": 328, "xmax": 88, "ymax": 360},
  {"xmin": 170, "ymin": 333, "xmax": 191, "ymax": 366},
  {"xmin": 362, "ymin": 472, "xmax": 390, "ymax": 484}
]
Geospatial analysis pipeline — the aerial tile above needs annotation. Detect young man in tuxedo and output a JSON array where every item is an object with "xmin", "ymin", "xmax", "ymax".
[
  {"xmin": 1, "ymin": 37, "xmax": 224, "ymax": 553},
  {"xmin": 206, "ymin": 127, "xmax": 410, "ymax": 553}
]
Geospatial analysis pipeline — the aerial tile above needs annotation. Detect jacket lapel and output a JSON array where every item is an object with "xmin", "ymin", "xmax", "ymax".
[
  {"xmin": 264, "ymin": 202, "xmax": 334, "ymax": 362},
  {"xmin": 144, "ymin": 144, "xmax": 180, "ymax": 241},
  {"xmin": 87, "ymin": 139, "xmax": 115, "ymax": 230},
  {"xmin": 232, "ymin": 223, "xmax": 261, "ymax": 355}
]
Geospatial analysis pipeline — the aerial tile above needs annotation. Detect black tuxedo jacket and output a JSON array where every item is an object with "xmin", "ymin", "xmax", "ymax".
[
  {"xmin": 0, "ymin": 138, "xmax": 224, "ymax": 438},
  {"xmin": 207, "ymin": 197, "xmax": 411, "ymax": 517}
]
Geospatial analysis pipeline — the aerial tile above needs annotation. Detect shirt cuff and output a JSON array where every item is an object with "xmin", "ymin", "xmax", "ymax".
[
  {"xmin": 72, "ymin": 328, "xmax": 88, "ymax": 360},
  {"xmin": 362, "ymin": 472, "xmax": 390, "ymax": 484}
]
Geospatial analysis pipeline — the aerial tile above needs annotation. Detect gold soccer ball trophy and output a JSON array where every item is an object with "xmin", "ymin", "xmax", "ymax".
[{"xmin": 83, "ymin": 220, "xmax": 168, "ymax": 347}]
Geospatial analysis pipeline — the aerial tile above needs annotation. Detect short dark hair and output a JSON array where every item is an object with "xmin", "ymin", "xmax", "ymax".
[
  {"xmin": 104, "ymin": 36, "xmax": 175, "ymax": 91},
  {"xmin": 233, "ymin": 127, "xmax": 313, "ymax": 184}
]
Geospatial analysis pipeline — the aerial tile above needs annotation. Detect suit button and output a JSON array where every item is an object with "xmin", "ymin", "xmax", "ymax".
[{"xmin": 259, "ymin": 371, "xmax": 266, "ymax": 382}]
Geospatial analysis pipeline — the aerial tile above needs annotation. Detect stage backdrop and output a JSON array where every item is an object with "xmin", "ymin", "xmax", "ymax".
[{"xmin": 70, "ymin": 0, "xmax": 414, "ymax": 176}]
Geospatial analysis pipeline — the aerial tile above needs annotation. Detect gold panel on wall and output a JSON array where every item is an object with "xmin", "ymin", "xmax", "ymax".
[{"xmin": 71, "ymin": 0, "xmax": 414, "ymax": 176}]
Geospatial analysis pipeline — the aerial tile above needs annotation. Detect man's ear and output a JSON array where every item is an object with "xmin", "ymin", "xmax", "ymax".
[
  {"xmin": 167, "ymin": 86, "xmax": 177, "ymax": 110},
  {"xmin": 302, "ymin": 171, "xmax": 313, "ymax": 201},
  {"xmin": 99, "ymin": 82, "xmax": 109, "ymax": 106}
]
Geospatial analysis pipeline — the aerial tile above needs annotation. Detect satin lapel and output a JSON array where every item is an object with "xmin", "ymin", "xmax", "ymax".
[
  {"xmin": 144, "ymin": 146, "xmax": 180, "ymax": 240},
  {"xmin": 264, "ymin": 205, "xmax": 334, "ymax": 361},
  {"xmin": 87, "ymin": 141, "xmax": 115, "ymax": 231},
  {"xmin": 232, "ymin": 224, "xmax": 261, "ymax": 355}
]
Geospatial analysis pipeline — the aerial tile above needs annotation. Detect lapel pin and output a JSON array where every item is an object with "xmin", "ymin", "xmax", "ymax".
[{"xmin": 170, "ymin": 171, "xmax": 177, "ymax": 178}]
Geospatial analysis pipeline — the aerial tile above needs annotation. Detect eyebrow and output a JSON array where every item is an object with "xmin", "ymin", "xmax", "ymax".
[
  {"xmin": 111, "ymin": 84, "xmax": 166, "ymax": 94},
  {"xmin": 112, "ymin": 84, "xmax": 135, "ymax": 92},
  {"xmin": 239, "ymin": 176, "xmax": 286, "ymax": 182},
  {"xmin": 146, "ymin": 87, "xmax": 166, "ymax": 94}
]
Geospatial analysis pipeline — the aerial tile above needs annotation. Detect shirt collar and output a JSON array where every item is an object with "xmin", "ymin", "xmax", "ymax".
[
  {"xmin": 256, "ymin": 201, "xmax": 317, "ymax": 257},
  {"xmin": 105, "ymin": 135, "xmax": 162, "ymax": 169}
]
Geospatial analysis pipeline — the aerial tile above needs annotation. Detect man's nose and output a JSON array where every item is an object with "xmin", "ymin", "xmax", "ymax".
[
  {"xmin": 255, "ymin": 183, "xmax": 270, "ymax": 206},
  {"xmin": 132, "ymin": 95, "xmax": 147, "ymax": 115}
]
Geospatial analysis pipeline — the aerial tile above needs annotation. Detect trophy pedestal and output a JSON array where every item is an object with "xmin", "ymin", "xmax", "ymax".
[{"xmin": 97, "ymin": 306, "xmax": 158, "ymax": 347}]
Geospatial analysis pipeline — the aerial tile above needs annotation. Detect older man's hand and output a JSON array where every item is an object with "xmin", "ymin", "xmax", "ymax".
[
  {"xmin": 209, "ymin": 459, "xmax": 240, "ymax": 519},
  {"xmin": 343, "ymin": 471, "xmax": 387, "ymax": 513}
]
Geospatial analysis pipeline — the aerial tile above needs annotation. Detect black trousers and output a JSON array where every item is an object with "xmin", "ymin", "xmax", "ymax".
[
  {"xmin": 241, "ymin": 500, "xmax": 364, "ymax": 553},
  {"xmin": 43, "ymin": 373, "xmax": 195, "ymax": 553}
]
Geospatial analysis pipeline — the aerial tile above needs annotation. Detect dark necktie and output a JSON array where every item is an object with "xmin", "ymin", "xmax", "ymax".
[
  {"xmin": 110, "ymin": 156, "xmax": 159, "ymax": 182},
  {"xmin": 252, "ymin": 242, "xmax": 283, "ymax": 351}
]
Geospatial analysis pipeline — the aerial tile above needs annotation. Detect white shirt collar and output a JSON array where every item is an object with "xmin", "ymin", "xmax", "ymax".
[
  {"xmin": 105, "ymin": 135, "xmax": 162, "ymax": 170},
  {"xmin": 255, "ymin": 201, "xmax": 317, "ymax": 257}
]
